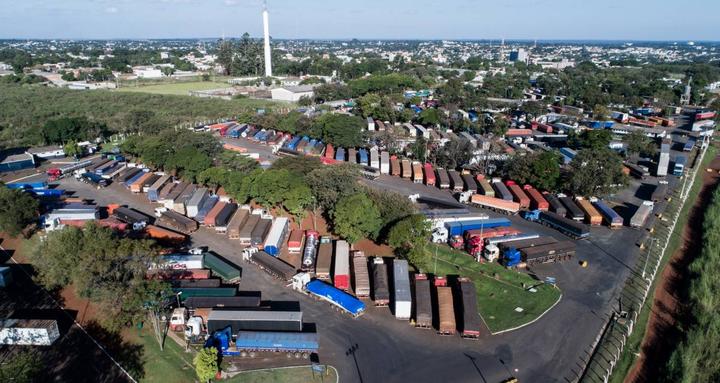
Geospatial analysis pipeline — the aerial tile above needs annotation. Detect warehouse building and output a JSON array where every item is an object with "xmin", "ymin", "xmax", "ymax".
[
  {"xmin": 271, "ymin": 85, "xmax": 315, "ymax": 102},
  {"xmin": 0, "ymin": 153, "xmax": 35, "ymax": 173}
]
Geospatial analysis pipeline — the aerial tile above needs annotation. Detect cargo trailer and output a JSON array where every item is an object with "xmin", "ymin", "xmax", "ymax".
[
  {"xmin": 358, "ymin": 148, "xmax": 369, "ymax": 166},
  {"xmin": 315, "ymin": 236, "xmax": 333, "ymax": 280},
  {"xmin": 0, "ymin": 319, "xmax": 60, "ymax": 346},
  {"xmin": 505, "ymin": 181, "xmax": 530, "ymax": 209},
  {"xmin": 444, "ymin": 218, "xmax": 512, "ymax": 237},
  {"xmin": 414, "ymin": 274, "xmax": 432, "ymax": 329},
  {"xmin": 172, "ymin": 183, "xmax": 197, "ymax": 215},
  {"xmin": 423, "ymin": 163, "xmax": 436, "ymax": 186},
  {"xmin": 575, "ymin": 198, "xmax": 602, "ymax": 225},
  {"xmin": 248, "ymin": 250, "xmax": 296, "ymax": 280},
  {"xmin": 333, "ymin": 240, "xmax": 350, "ymax": 290},
  {"xmin": 183, "ymin": 296, "xmax": 262, "ymax": 310},
  {"xmin": 352, "ymin": 251, "xmax": 370, "ymax": 298},
  {"xmin": 169, "ymin": 279, "xmax": 221, "ymax": 288},
  {"xmin": 462, "ymin": 173, "xmax": 477, "ymax": 194},
  {"xmin": 518, "ymin": 241, "xmax": 576, "ymax": 266},
  {"xmin": 203, "ymin": 252, "xmax": 241, "ymax": 283},
  {"xmin": 372, "ymin": 258, "xmax": 390, "ymax": 306},
  {"xmin": 656, "ymin": 143, "xmax": 670, "ymax": 177},
  {"xmin": 149, "ymin": 268, "xmax": 210, "ymax": 280},
  {"xmin": 158, "ymin": 210, "xmax": 198, "ymax": 234},
  {"xmin": 335, "ymin": 147, "xmax": 346, "ymax": 161},
  {"xmin": 305, "ymin": 280, "xmax": 365, "ymax": 317},
  {"xmin": 370, "ymin": 148, "xmax": 380, "ymax": 169},
  {"xmin": 227, "ymin": 208, "xmax": 250, "ymax": 240},
  {"xmin": 401, "ymin": 159, "xmax": 412, "ymax": 179},
  {"xmin": 212, "ymin": 203, "xmax": 238, "ymax": 231},
  {"xmin": 393, "ymin": 259, "xmax": 412, "ymax": 320},
  {"xmin": 207, "ymin": 310, "xmax": 302, "ymax": 334},
  {"xmin": 631, "ymin": 201, "xmax": 654, "ymax": 228},
  {"xmin": 380, "ymin": 152, "xmax": 390, "ymax": 174},
  {"xmin": 559, "ymin": 194, "xmax": 585, "ymax": 221},
  {"xmin": 498, "ymin": 236, "xmax": 557, "ymax": 252},
  {"xmin": 147, "ymin": 175, "xmax": 172, "ymax": 201},
  {"xmin": 412, "ymin": 161, "xmax": 423, "ymax": 183},
  {"xmin": 436, "ymin": 280, "xmax": 456, "ymax": 335},
  {"xmin": 543, "ymin": 193, "xmax": 566, "ymax": 216},
  {"xmin": 592, "ymin": 199, "xmax": 623, "ymax": 228},
  {"xmin": 390, "ymin": 156, "xmax": 401, "ymax": 176},
  {"xmin": 436, "ymin": 168, "xmax": 451, "ymax": 189},
  {"xmin": 448, "ymin": 170, "xmax": 464, "ymax": 192},
  {"xmin": 476, "ymin": 176, "xmax": 494, "ymax": 197},
  {"xmin": 533, "ymin": 211, "xmax": 590, "ymax": 239},
  {"xmin": 625, "ymin": 163, "xmax": 650, "ymax": 180},
  {"xmin": 249, "ymin": 218, "xmax": 271, "ymax": 247},
  {"xmin": 301, "ymin": 231, "xmax": 319, "ymax": 271},
  {"xmin": 113, "ymin": 206, "xmax": 152, "ymax": 225},
  {"xmin": 157, "ymin": 181, "xmax": 178, "ymax": 203},
  {"xmin": 195, "ymin": 196, "xmax": 219, "ymax": 223},
  {"xmin": 470, "ymin": 194, "xmax": 521, "ymax": 215},
  {"xmin": 523, "ymin": 185, "xmax": 549, "ymax": 211},
  {"xmin": 347, "ymin": 148, "xmax": 357, "ymax": 164},
  {"xmin": 233, "ymin": 331, "xmax": 319, "ymax": 355},
  {"xmin": 141, "ymin": 174, "xmax": 161, "ymax": 193},
  {"xmin": 263, "ymin": 217, "xmax": 289, "ymax": 256},
  {"xmin": 287, "ymin": 229, "xmax": 304, "ymax": 254},
  {"xmin": 129, "ymin": 172, "xmax": 154, "ymax": 193},
  {"xmin": 186, "ymin": 188, "xmax": 210, "ymax": 218},
  {"xmin": 203, "ymin": 201, "xmax": 226, "ymax": 226},
  {"xmin": 160, "ymin": 254, "xmax": 204, "ymax": 270},
  {"xmin": 237, "ymin": 214, "xmax": 260, "ymax": 246},
  {"xmin": 651, "ymin": 182, "xmax": 668, "ymax": 202},
  {"xmin": 458, "ymin": 278, "xmax": 481, "ymax": 339},
  {"xmin": 491, "ymin": 178, "xmax": 513, "ymax": 201}
]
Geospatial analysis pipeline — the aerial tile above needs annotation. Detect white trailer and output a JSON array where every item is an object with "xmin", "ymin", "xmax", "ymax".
[
  {"xmin": 186, "ymin": 188, "xmax": 209, "ymax": 218},
  {"xmin": 0, "ymin": 319, "xmax": 60, "ymax": 346},
  {"xmin": 370, "ymin": 148, "xmax": 380, "ymax": 170},
  {"xmin": 631, "ymin": 201, "xmax": 654, "ymax": 228},
  {"xmin": 393, "ymin": 259, "xmax": 412, "ymax": 320},
  {"xmin": 263, "ymin": 217, "xmax": 289, "ymax": 256},
  {"xmin": 158, "ymin": 254, "xmax": 204, "ymax": 270},
  {"xmin": 380, "ymin": 151, "xmax": 390, "ymax": 174}
]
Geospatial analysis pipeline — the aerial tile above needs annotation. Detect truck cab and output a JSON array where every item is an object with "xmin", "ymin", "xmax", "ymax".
[{"xmin": 484, "ymin": 244, "xmax": 500, "ymax": 262}]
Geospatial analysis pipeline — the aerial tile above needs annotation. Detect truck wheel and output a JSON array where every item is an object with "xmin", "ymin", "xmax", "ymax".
[
  {"xmin": 240, "ymin": 351, "xmax": 247, "ymax": 358},
  {"xmin": 249, "ymin": 351, "xmax": 256, "ymax": 358},
  {"xmin": 286, "ymin": 353, "xmax": 292, "ymax": 359},
  {"xmin": 302, "ymin": 353, "xmax": 309, "ymax": 359},
  {"xmin": 294, "ymin": 352, "xmax": 301, "ymax": 359}
]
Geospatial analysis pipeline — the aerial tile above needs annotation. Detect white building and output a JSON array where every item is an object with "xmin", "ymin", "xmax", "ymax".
[
  {"xmin": 270, "ymin": 85, "xmax": 315, "ymax": 102},
  {"xmin": 133, "ymin": 67, "xmax": 163, "ymax": 79},
  {"xmin": 27, "ymin": 145, "xmax": 65, "ymax": 159}
]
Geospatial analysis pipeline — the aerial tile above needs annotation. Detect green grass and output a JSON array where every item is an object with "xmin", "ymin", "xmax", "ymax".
[
  {"xmin": 223, "ymin": 366, "xmax": 337, "ymax": 383},
  {"xmin": 125, "ymin": 328, "xmax": 197, "ymax": 383},
  {"xmin": 116, "ymin": 81, "xmax": 237, "ymax": 96},
  {"xmin": 608, "ymin": 143, "xmax": 718, "ymax": 383},
  {"xmin": 427, "ymin": 243, "xmax": 562, "ymax": 333}
]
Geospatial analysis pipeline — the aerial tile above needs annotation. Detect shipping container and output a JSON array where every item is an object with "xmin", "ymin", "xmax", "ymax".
[
  {"xmin": 575, "ymin": 198, "xmax": 602, "ymax": 225},
  {"xmin": 158, "ymin": 210, "xmax": 198, "ymax": 234},
  {"xmin": 505, "ymin": 181, "xmax": 530, "ymax": 209},
  {"xmin": 543, "ymin": 193, "xmax": 566, "ymax": 216},
  {"xmin": 413, "ymin": 274, "xmax": 432, "ymax": 328},
  {"xmin": 186, "ymin": 188, "xmax": 210, "ymax": 218},
  {"xmin": 234, "ymin": 331, "xmax": 319, "ymax": 354},
  {"xmin": 352, "ymin": 251, "xmax": 370, "ymax": 298},
  {"xmin": 195, "ymin": 196, "xmax": 219, "ymax": 224},
  {"xmin": 251, "ymin": 218, "xmax": 272, "ymax": 247},
  {"xmin": 523, "ymin": 185, "xmax": 549, "ymax": 211},
  {"xmin": 448, "ymin": 170, "xmax": 464, "ymax": 192},
  {"xmin": 287, "ymin": 229, "xmax": 304, "ymax": 254},
  {"xmin": 423, "ymin": 163, "xmax": 436, "ymax": 186},
  {"xmin": 263, "ymin": 217, "xmax": 289, "ymax": 256},
  {"xmin": 334, "ymin": 240, "xmax": 350, "ymax": 290},
  {"xmin": 470, "ymin": 194, "xmax": 521, "ymax": 215},
  {"xmin": 390, "ymin": 156, "xmax": 401, "ymax": 177},
  {"xmin": 436, "ymin": 280, "xmax": 456, "ymax": 335},
  {"xmin": 536, "ymin": 211, "xmax": 590, "ymax": 239},
  {"xmin": 401, "ymin": 159, "xmax": 412, "ymax": 179},
  {"xmin": 315, "ymin": 236, "xmax": 333, "ymax": 280},
  {"xmin": 203, "ymin": 252, "xmax": 241, "ymax": 283},
  {"xmin": 559, "ymin": 194, "xmax": 585, "ymax": 221},
  {"xmin": 476, "ymin": 175, "xmax": 494, "ymax": 197},
  {"xmin": 458, "ymin": 278, "xmax": 481, "ymax": 339},
  {"xmin": 301, "ymin": 231, "xmax": 319, "ymax": 271},
  {"xmin": 436, "ymin": 168, "xmax": 451, "ymax": 189},
  {"xmin": 393, "ymin": 259, "xmax": 411, "ymax": 320},
  {"xmin": 370, "ymin": 148, "xmax": 380, "ymax": 169},
  {"xmin": 592, "ymin": 199, "xmax": 623, "ymax": 228},
  {"xmin": 249, "ymin": 251, "xmax": 296, "ymax": 281},
  {"xmin": 372, "ymin": 258, "xmax": 390, "ymax": 306},
  {"xmin": 380, "ymin": 152, "xmax": 390, "ymax": 174},
  {"xmin": 462, "ymin": 173, "xmax": 477, "ymax": 194},
  {"xmin": 491, "ymin": 178, "xmax": 513, "ymax": 201},
  {"xmin": 358, "ymin": 149, "xmax": 369, "ymax": 166},
  {"xmin": 631, "ymin": 201, "xmax": 654, "ymax": 228},
  {"xmin": 113, "ymin": 206, "xmax": 151, "ymax": 225},
  {"xmin": 227, "ymin": 208, "xmax": 250, "ymax": 240},
  {"xmin": 207, "ymin": 310, "xmax": 302, "ymax": 334},
  {"xmin": 657, "ymin": 143, "xmax": 671, "ymax": 177},
  {"xmin": 347, "ymin": 148, "xmax": 357, "ymax": 164},
  {"xmin": 183, "ymin": 296, "xmax": 262, "ymax": 310},
  {"xmin": 305, "ymin": 280, "xmax": 365, "ymax": 317},
  {"xmin": 412, "ymin": 161, "xmax": 423, "ymax": 183},
  {"xmin": 147, "ymin": 175, "xmax": 172, "ymax": 202}
]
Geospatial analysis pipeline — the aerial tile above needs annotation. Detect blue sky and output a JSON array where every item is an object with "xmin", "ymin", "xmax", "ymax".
[{"xmin": 1, "ymin": 0, "xmax": 718, "ymax": 41}]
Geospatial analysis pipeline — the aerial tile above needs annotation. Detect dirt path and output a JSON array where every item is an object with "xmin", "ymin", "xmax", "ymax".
[{"xmin": 625, "ymin": 154, "xmax": 720, "ymax": 383}]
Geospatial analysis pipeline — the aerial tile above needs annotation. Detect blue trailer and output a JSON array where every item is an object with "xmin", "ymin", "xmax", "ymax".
[
  {"xmin": 82, "ymin": 172, "xmax": 109, "ymax": 187},
  {"xmin": 683, "ymin": 139, "xmax": 696, "ymax": 152},
  {"xmin": 27, "ymin": 189, "xmax": 64, "ymax": 198},
  {"xmin": 592, "ymin": 199, "xmax": 623, "ymax": 228},
  {"xmin": 206, "ymin": 328, "xmax": 318, "ymax": 357},
  {"xmin": 358, "ymin": 149, "xmax": 369, "ymax": 165},
  {"xmin": 335, "ymin": 148, "xmax": 346, "ymax": 161},
  {"xmin": 305, "ymin": 139, "xmax": 318, "ymax": 154},
  {"xmin": 195, "ymin": 196, "xmax": 219, "ymax": 223},
  {"xmin": 285, "ymin": 136, "xmax": 302, "ymax": 150},
  {"xmin": 305, "ymin": 279, "xmax": 365, "ymax": 317},
  {"xmin": 122, "ymin": 170, "xmax": 146, "ymax": 187},
  {"xmin": 6, "ymin": 181, "xmax": 48, "ymax": 190},
  {"xmin": 444, "ymin": 218, "xmax": 512, "ymax": 237}
]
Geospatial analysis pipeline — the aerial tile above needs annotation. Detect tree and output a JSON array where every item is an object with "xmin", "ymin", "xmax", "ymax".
[
  {"xmin": 593, "ymin": 104, "xmax": 609, "ymax": 121},
  {"xmin": 332, "ymin": 193, "xmax": 382, "ymax": 243},
  {"xmin": 566, "ymin": 148, "xmax": 628, "ymax": 197},
  {"xmin": 623, "ymin": 131, "xmax": 657, "ymax": 158},
  {"xmin": 0, "ymin": 185, "xmax": 39, "ymax": 236},
  {"xmin": 521, "ymin": 101, "xmax": 546, "ymax": 118},
  {"xmin": 42, "ymin": 117, "xmax": 110, "ymax": 145},
  {"xmin": 63, "ymin": 140, "xmax": 81, "ymax": 158},
  {"xmin": 388, "ymin": 215, "xmax": 432, "ymax": 270},
  {"xmin": 161, "ymin": 66, "xmax": 175, "ymax": 77},
  {"xmin": 312, "ymin": 114, "xmax": 366, "ymax": 148},
  {"xmin": 577, "ymin": 129, "xmax": 612, "ymax": 150},
  {"xmin": 504, "ymin": 151, "xmax": 561, "ymax": 191},
  {"xmin": 217, "ymin": 40, "xmax": 234, "ymax": 76},
  {"xmin": 418, "ymin": 108, "xmax": 441, "ymax": 126},
  {"xmin": 305, "ymin": 164, "xmax": 359, "ymax": 212},
  {"xmin": 193, "ymin": 347, "xmax": 219, "ymax": 383},
  {"xmin": 271, "ymin": 156, "xmax": 323, "ymax": 176},
  {"xmin": 408, "ymin": 136, "xmax": 428, "ymax": 162},
  {"xmin": 364, "ymin": 187, "xmax": 416, "ymax": 241},
  {"xmin": 298, "ymin": 95, "xmax": 313, "ymax": 107},
  {"xmin": 432, "ymin": 138, "xmax": 474, "ymax": 170},
  {"xmin": 0, "ymin": 350, "xmax": 42, "ymax": 383}
]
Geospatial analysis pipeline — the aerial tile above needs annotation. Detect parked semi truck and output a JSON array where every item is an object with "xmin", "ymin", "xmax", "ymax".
[
  {"xmin": 263, "ymin": 217, "xmax": 289, "ymax": 256},
  {"xmin": 523, "ymin": 210, "xmax": 590, "ymax": 239},
  {"xmin": 476, "ymin": 175, "xmax": 494, "ymax": 197},
  {"xmin": 304, "ymin": 279, "xmax": 365, "ymax": 317},
  {"xmin": 333, "ymin": 240, "xmax": 350, "ymax": 290},
  {"xmin": 315, "ymin": 236, "xmax": 333, "ymax": 280},
  {"xmin": 158, "ymin": 209, "xmax": 198, "ymax": 234},
  {"xmin": 558, "ymin": 194, "xmax": 585, "ymax": 221},
  {"xmin": 372, "ymin": 257, "xmax": 390, "ymax": 306},
  {"xmin": 183, "ymin": 296, "xmax": 262, "ymax": 310},
  {"xmin": 448, "ymin": 170, "xmax": 464, "ymax": 192},
  {"xmin": 575, "ymin": 197, "xmax": 603, "ymax": 225},
  {"xmin": 523, "ymin": 185, "xmax": 549, "ymax": 211},
  {"xmin": 504, "ymin": 241, "xmax": 576, "ymax": 267},
  {"xmin": 543, "ymin": 193, "xmax": 566, "ymax": 216},
  {"xmin": 301, "ymin": 231, "xmax": 319, "ymax": 271},
  {"xmin": 206, "ymin": 329, "xmax": 318, "ymax": 358},
  {"xmin": 393, "ymin": 259, "xmax": 412, "ymax": 320},
  {"xmin": 243, "ymin": 249, "xmax": 296, "ymax": 281},
  {"xmin": 436, "ymin": 278, "xmax": 456, "ymax": 335},
  {"xmin": 491, "ymin": 178, "xmax": 513, "ymax": 201},
  {"xmin": 505, "ymin": 181, "xmax": 530, "ymax": 209},
  {"xmin": 469, "ymin": 194, "xmax": 521, "ymax": 215},
  {"xmin": 424, "ymin": 163, "xmax": 436, "ymax": 186},
  {"xmin": 631, "ymin": 201, "xmax": 654, "ymax": 228},
  {"xmin": 436, "ymin": 168, "xmax": 450, "ymax": 189},
  {"xmin": 207, "ymin": 310, "xmax": 302, "ymax": 334},
  {"xmin": 414, "ymin": 274, "xmax": 433, "ymax": 329},
  {"xmin": 591, "ymin": 198, "xmax": 623, "ymax": 228},
  {"xmin": 352, "ymin": 251, "xmax": 370, "ymax": 298},
  {"xmin": 458, "ymin": 278, "xmax": 481, "ymax": 339}
]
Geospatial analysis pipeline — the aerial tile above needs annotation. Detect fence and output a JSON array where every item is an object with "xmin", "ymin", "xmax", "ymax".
[{"xmin": 577, "ymin": 139, "xmax": 711, "ymax": 383}]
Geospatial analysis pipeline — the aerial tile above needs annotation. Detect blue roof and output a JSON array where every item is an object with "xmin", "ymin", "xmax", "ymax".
[
  {"xmin": 235, "ymin": 331, "xmax": 319, "ymax": 352},
  {"xmin": 306, "ymin": 280, "xmax": 365, "ymax": 316}
]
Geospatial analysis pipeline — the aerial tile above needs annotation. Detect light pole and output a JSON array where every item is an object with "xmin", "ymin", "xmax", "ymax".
[{"xmin": 176, "ymin": 292, "xmax": 182, "ymax": 307}]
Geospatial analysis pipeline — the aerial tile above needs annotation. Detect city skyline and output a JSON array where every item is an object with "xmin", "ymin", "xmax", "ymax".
[{"xmin": 1, "ymin": 0, "xmax": 719, "ymax": 41}]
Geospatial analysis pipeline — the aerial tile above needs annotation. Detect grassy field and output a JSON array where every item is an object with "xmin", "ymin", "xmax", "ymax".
[
  {"xmin": 124, "ymin": 328, "xmax": 197, "ymax": 383},
  {"xmin": 224, "ymin": 366, "xmax": 337, "ymax": 383},
  {"xmin": 116, "ymin": 81, "xmax": 236, "ymax": 96},
  {"xmin": 427, "ymin": 243, "xmax": 561, "ymax": 333}
]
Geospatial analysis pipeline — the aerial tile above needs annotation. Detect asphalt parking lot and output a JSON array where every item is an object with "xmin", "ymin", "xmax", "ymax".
[{"xmin": 54, "ymin": 173, "xmax": 656, "ymax": 383}]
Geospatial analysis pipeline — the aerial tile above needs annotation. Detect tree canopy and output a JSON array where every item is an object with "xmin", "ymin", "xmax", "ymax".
[
  {"xmin": 566, "ymin": 148, "xmax": 628, "ymax": 197},
  {"xmin": 388, "ymin": 214, "xmax": 432, "ymax": 271},
  {"xmin": 0, "ymin": 185, "xmax": 39, "ymax": 236},
  {"xmin": 332, "ymin": 193, "xmax": 382, "ymax": 243},
  {"xmin": 504, "ymin": 151, "xmax": 561, "ymax": 191}
]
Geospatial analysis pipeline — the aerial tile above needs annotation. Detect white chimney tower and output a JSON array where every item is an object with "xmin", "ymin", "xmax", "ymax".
[{"xmin": 262, "ymin": 0, "xmax": 272, "ymax": 77}]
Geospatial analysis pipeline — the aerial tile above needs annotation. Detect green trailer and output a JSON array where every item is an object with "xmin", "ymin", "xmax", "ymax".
[
  {"xmin": 172, "ymin": 287, "xmax": 237, "ymax": 301},
  {"xmin": 203, "ymin": 252, "xmax": 241, "ymax": 283}
]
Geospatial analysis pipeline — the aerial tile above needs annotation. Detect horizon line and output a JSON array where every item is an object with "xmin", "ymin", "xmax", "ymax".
[{"xmin": 1, "ymin": 37, "xmax": 718, "ymax": 43}]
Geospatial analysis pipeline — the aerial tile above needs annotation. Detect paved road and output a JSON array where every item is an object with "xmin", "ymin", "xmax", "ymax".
[{"xmin": 58, "ymin": 176, "xmax": 647, "ymax": 383}]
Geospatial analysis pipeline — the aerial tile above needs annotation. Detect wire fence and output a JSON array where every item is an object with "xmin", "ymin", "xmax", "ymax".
[{"xmin": 576, "ymin": 141, "xmax": 710, "ymax": 383}]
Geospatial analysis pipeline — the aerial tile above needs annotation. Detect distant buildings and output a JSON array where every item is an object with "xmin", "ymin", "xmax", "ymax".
[
  {"xmin": 509, "ymin": 49, "xmax": 529, "ymax": 63},
  {"xmin": 271, "ymin": 85, "xmax": 315, "ymax": 102},
  {"xmin": 133, "ymin": 67, "xmax": 163, "ymax": 79}
]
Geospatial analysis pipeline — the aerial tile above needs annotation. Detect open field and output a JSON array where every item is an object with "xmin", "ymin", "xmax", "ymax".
[
  {"xmin": 123, "ymin": 327, "xmax": 197, "ymax": 383},
  {"xmin": 224, "ymin": 366, "xmax": 338, "ymax": 383},
  {"xmin": 427, "ymin": 243, "xmax": 561, "ymax": 333},
  {"xmin": 116, "ymin": 81, "xmax": 233, "ymax": 96}
]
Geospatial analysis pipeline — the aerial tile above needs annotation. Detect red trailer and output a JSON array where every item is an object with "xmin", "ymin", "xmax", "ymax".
[
  {"xmin": 523, "ymin": 185, "xmax": 549, "ymax": 211},
  {"xmin": 423, "ymin": 163, "xmax": 436, "ymax": 186},
  {"xmin": 324, "ymin": 144, "xmax": 335, "ymax": 160},
  {"xmin": 504, "ymin": 181, "xmax": 530, "ymax": 209},
  {"xmin": 287, "ymin": 229, "xmax": 305, "ymax": 253},
  {"xmin": 148, "ymin": 268, "xmax": 211, "ymax": 280}
]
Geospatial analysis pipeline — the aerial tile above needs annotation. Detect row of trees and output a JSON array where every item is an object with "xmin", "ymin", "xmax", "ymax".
[
  {"xmin": 0, "ymin": 185, "xmax": 39, "ymax": 236},
  {"xmin": 665, "ymin": 187, "xmax": 720, "ymax": 382}
]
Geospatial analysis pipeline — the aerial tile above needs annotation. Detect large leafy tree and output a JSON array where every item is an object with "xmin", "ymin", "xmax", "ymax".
[
  {"xmin": 505, "ymin": 151, "xmax": 561, "ymax": 191},
  {"xmin": 388, "ymin": 215, "xmax": 432, "ymax": 271},
  {"xmin": 0, "ymin": 350, "xmax": 42, "ymax": 383},
  {"xmin": 364, "ymin": 187, "xmax": 416, "ymax": 241},
  {"xmin": 305, "ymin": 164, "xmax": 360, "ymax": 212},
  {"xmin": 0, "ymin": 185, "xmax": 39, "ymax": 236},
  {"xmin": 566, "ymin": 148, "xmax": 628, "ymax": 197},
  {"xmin": 194, "ymin": 347, "xmax": 219, "ymax": 383},
  {"xmin": 312, "ymin": 114, "xmax": 366, "ymax": 148},
  {"xmin": 623, "ymin": 131, "xmax": 657, "ymax": 158},
  {"xmin": 332, "ymin": 193, "xmax": 382, "ymax": 243}
]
